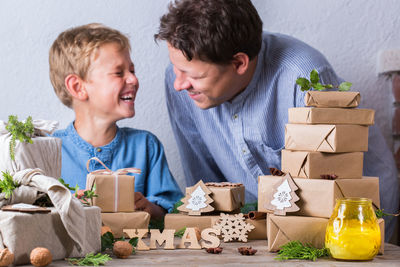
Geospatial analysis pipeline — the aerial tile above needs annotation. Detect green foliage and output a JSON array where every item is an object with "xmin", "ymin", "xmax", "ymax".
[
  {"xmin": 5, "ymin": 115, "xmax": 34, "ymax": 161},
  {"xmin": 0, "ymin": 171, "xmax": 19, "ymax": 199},
  {"xmin": 171, "ymin": 200, "xmax": 183, "ymax": 214},
  {"xmin": 296, "ymin": 69, "xmax": 352, "ymax": 92},
  {"xmin": 375, "ymin": 208, "xmax": 400, "ymax": 219},
  {"xmin": 275, "ymin": 241, "xmax": 330, "ymax": 261},
  {"xmin": 67, "ymin": 253, "xmax": 111, "ymax": 266},
  {"xmin": 101, "ymin": 231, "xmax": 137, "ymax": 254},
  {"xmin": 175, "ymin": 227, "xmax": 186, "ymax": 238},
  {"xmin": 58, "ymin": 177, "xmax": 78, "ymax": 191},
  {"xmin": 58, "ymin": 178, "xmax": 97, "ymax": 206},
  {"xmin": 149, "ymin": 218, "xmax": 164, "ymax": 230},
  {"xmin": 241, "ymin": 202, "xmax": 258, "ymax": 214}
]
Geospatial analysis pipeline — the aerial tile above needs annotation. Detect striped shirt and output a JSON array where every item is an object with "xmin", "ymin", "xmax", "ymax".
[{"xmin": 165, "ymin": 32, "xmax": 398, "ymax": 238}]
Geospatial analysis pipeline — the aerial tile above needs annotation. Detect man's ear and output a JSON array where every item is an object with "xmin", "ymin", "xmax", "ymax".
[
  {"xmin": 231, "ymin": 52, "xmax": 250, "ymax": 75},
  {"xmin": 65, "ymin": 74, "xmax": 87, "ymax": 100}
]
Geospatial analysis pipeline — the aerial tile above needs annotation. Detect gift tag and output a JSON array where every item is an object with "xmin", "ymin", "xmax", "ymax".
[
  {"xmin": 178, "ymin": 180, "xmax": 214, "ymax": 215},
  {"xmin": 264, "ymin": 173, "xmax": 300, "ymax": 215},
  {"xmin": 1, "ymin": 203, "xmax": 51, "ymax": 213}
]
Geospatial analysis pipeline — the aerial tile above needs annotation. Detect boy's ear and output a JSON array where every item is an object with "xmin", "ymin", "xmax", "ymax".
[
  {"xmin": 231, "ymin": 52, "xmax": 250, "ymax": 75},
  {"xmin": 65, "ymin": 74, "xmax": 88, "ymax": 100}
]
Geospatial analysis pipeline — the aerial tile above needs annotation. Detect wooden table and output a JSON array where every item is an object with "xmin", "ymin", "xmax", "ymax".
[{"xmin": 21, "ymin": 240, "xmax": 400, "ymax": 266}]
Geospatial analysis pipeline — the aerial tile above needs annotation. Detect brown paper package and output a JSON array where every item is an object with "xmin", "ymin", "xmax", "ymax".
[
  {"xmin": 267, "ymin": 214, "xmax": 328, "ymax": 252},
  {"xmin": 186, "ymin": 185, "xmax": 245, "ymax": 212},
  {"xmin": 288, "ymin": 107, "xmax": 375, "ymax": 125},
  {"xmin": 281, "ymin": 150, "xmax": 363, "ymax": 179},
  {"xmin": 164, "ymin": 213, "xmax": 267, "ymax": 240},
  {"xmin": 258, "ymin": 176, "xmax": 380, "ymax": 218},
  {"xmin": 285, "ymin": 124, "xmax": 369, "ymax": 152},
  {"xmin": 0, "ymin": 206, "xmax": 101, "ymax": 265},
  {"xmin": 378, "ymin": 218, "xmax": 384, "ymax": 255},
  {"xmin": 86, "ymin": 174, "xmax": 135, "ymax": 212},
  {"xmin": 101, "ymin": 211, "xmax": 150, "ymax": 238},
  {"xmin": 304, "ymin": 91, "xmax": 361, "ymax": 108}
]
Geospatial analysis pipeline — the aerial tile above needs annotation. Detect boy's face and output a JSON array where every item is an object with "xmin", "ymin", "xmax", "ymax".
[
  {"xmin": 168, "ymin": 44, "xmax": 243, "ymax": 109},
  {"xmin": 83, "ymin": 42, "xmax": 138, "ymax": 123}
]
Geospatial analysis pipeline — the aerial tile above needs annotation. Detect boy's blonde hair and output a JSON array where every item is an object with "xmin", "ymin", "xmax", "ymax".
[{"xmin": 49, "ymin": 23, "xmax": 131, "ymax": 108}]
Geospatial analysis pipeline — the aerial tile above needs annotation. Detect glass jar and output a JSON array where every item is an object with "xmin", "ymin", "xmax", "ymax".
[{"xmin": 325, "ymin": 198, "xmax": 381, "ymax": 260}]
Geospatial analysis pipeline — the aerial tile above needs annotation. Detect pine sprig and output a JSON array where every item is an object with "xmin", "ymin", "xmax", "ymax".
[
  {"xmin": 67, "ymin": 253, "xmax": 111, "ymax": 266},
  {"xmin": 296, "ymin": 69, "xmax": 352, "ymax": 92},
  {"xmin": 5, "ymin": 115, "xmax": 34, "ymax": 161},
  {"xmin": 375, "ymin": 208, "xmax": 400, "ymax": 219},
  {"xmin": 275, "ymin": 241, "xmax": 329, "ymax": 261},
  {"xmin": 0, "ymin": 171, "xmax": 19, "ymax": 199}
]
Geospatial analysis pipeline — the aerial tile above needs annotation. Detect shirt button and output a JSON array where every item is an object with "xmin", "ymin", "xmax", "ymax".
[
  {"xmin": 96, "ymin": 148, "xmax": 102, "ymax": 152},
  {"xmin": 233, "ymin": 114, "xmax": 238, "ymax": 120},
  {"xmin": 242, "ymin": 148, "xmax": 246, "ymax": 154}
]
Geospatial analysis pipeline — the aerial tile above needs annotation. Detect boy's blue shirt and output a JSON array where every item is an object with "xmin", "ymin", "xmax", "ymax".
[{"xmin": 52, "ymin": 122, "xmax": 183, "ymax": 212}]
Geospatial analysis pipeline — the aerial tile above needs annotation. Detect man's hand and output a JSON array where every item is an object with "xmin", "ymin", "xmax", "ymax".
[{"xmin": 134, "ymin": 192, "xmax": 166, "ymax": 220}]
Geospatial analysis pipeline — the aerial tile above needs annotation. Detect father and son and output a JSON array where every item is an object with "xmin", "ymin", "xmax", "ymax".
[{"xmin": 48, "ymin": 0, "xmax": 399, "ymax": 240}]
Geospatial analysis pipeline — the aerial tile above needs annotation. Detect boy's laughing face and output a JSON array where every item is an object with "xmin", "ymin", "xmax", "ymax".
[{"xmin": 83, "ymin": 42, "xmax": 139, "ymax": 123}]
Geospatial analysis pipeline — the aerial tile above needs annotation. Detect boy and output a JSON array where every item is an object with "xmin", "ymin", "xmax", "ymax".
[{"xmin": 49, "ymin": 23, "xmax": 182, "ymax": 219}]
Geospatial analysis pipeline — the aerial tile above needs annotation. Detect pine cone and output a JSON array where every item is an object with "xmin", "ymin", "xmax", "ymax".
[
  {"xmin": 206, "ymin": 247, "xmax": 223, "ymax": 254},
  {"xmin": 320, "ymin": 174, "xmax": 338, "ymax": 180},
  {"xmin": 269, "ymin": 168, "xmax": 284, "ymax": 176},
  {"xmin": 238, "ymin": 247, "xmax": 257, "ymax": 255}
]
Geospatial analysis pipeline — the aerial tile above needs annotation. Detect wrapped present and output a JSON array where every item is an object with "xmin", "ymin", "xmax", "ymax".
[
  {"xmin": 281, "ymin": 150, "xmax": 363, "ymax": 179},
  {"xmin": 186, "ymin": 182, "xmax": 245, "ymax": 212},
  {"xmin": 288, "ymin": 107, "xmax": 375, "ymax": 125},
  {"xmin": 0, "ymin": 206, "xmax": 101, "ymax": 265},
  {"xmin": 86, "ymin": 157, "xmax": 140, "ymax": 212},
  {"xmin": 165, "ymin": 213, "xmax": 220, "ymax": 232},
  {"xmin": 304, "ymin": 91, "xmax": 361, "ymax": 108},
  {"xmin": 378, "ymin": 218, "xmax": 384, "ymax": 255},
  {"xmin": 285, "ymin": 124, "xmax": 369, "ymax": 152},
  {"xmin": 101, "ymin": 211, "xmax": 150, "ymax": 238},
  {"xmin": 0, "ymin": 119, "xmax": 61, "ymax": 178},
  {"xmin": 258, "ymin": 175, "xmax": 380, "ymax": 218},
  {"xmin": 267, "ymin": 214, "xmax": 328, "ymax": 252}
]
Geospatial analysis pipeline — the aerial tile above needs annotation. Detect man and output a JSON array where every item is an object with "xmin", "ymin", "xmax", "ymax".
[{"xmin": 155, "ymin": 0, "xmax": 399, "ymax": 240}]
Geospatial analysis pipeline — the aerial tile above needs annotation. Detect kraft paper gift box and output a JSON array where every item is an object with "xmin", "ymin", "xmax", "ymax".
[
  {"xmin": 186, "ymin": 183, "xmax": 245, "ymax": 212},
  {"xmin": 304, "ymin": 91, "xmax": 361, "ymax": 108},
  {"xmin": 101, "ymin": 211, "xmax": 150, "ymax": 238},
  {"xmin": 281, "ymin": 149, "xmax": 363, "ymax": 179},
  {"xmin": 0, "ymin": 206, "xmax": 101, "ymax": 265},
  {"xmin": 378, "ymin": 218, "xmax": 384, "ymax": 255},
  {"xmin": 267, "ymin": 214, "xmax": 328, "ymax": 252},
  {"xmin": 165, "ymin": 213, "xmax": 220, "ymax": 232},
  {"xmin": 258, "ymin": 175, "xmax": 380, "ymax": 218},
  {"xmin": 285, "ymin": 124, "xmax": 369, "ymax": 152},
  {"xmin": 288, "ymin": 107, "xmax": 375, "ymax": 125}
]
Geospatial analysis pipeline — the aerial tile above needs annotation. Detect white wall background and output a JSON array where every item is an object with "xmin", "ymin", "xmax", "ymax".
[{"xmin": 0, "ymin": 0, "xmax": 399, "ymax": 191}]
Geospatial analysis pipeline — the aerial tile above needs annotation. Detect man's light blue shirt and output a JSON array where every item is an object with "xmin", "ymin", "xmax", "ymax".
[
  {"xmin": 165, "ymin": 31, "xmax": 399, "ymax": 239},
  {"xmin": 52, "ymin": 123, "xmax": 183, "ymax": 212}
]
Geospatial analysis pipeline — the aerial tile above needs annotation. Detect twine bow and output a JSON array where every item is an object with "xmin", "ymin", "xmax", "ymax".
[{"xmin": 86, "ymin": 157, "xmax": 141, "ymax": 212}]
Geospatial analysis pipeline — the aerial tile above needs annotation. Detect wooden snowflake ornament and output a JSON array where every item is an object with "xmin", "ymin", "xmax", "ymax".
[
  {"xmin": 264, "ymin": 173, "xmax": 300, "ymax": 215},
  {"xmin": 178, "ymin": 180, "xmax": 215, "ymax": 215},
  {"xmin": 213, "ymin": 213, "xmax": 255, "ymax": 242}
]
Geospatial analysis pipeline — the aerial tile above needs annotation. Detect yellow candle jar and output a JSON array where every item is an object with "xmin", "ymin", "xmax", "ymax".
[{"xmin": 325, "ymin": 198, "xmax": 381, "ymax": 260}]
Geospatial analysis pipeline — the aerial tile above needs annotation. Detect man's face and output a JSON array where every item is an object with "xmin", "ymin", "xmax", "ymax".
[{"xmin": 168, "ymin": 44, "xmax": 242, "ymax": 109}]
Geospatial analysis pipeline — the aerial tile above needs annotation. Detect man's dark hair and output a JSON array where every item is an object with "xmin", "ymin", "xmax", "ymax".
[{"xmin": 154, "ymin": 0, "xmax": 263, "ymax": 64}]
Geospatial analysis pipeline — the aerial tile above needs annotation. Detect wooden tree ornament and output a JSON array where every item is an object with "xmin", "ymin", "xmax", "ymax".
[
  {"xmin": 264, "ymin": 173, "xmax": 300, "ymax": 215},
  {"xmin": 178, "ymin": 180, "xmax": 214, "ymax": 215}
]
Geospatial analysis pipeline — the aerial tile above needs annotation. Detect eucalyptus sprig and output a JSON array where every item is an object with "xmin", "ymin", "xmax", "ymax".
[
  {"xmin": 275, "ymin": 241, "xmax": 329, "ymax": 261},
  {"xmin": 0, "ymin": 171, "xmax": 19, "ymax": 199},
  {"xmin": 296, "ymin": 69, "xmax": 352, "ymax": 92},
  {"xmin": 67, "ymin": 253, "xmax": 111, "ymax": 266},
  {"xmin": 5, "ymin": 115, "xmax": 34, "ymax": 161}
]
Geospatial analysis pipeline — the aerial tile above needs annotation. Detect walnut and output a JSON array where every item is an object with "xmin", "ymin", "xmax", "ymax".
[
  {"xmin": 30, "ymin": 247, "xmax": 52, "ymax": 267},
  {"xmin": 113, "ymin": 241, "xmax": 133, "ymax": 259},
  {"xmin": 101, "ymin": 225, "xmax": 113, "ymax": 236},
  {"xmin": 0, "ymin": 248, "xmax": 14, "ymax": 266},
  {"xmin": 238, "ymin": 247, "xmax": 257, "ymax": 255},
  {"xmin": 206, "ymin": 247, "xmax": 223, "ymax": 254}
]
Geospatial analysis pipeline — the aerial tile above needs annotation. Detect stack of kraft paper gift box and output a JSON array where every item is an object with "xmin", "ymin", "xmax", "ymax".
[
  {"xmin": 257, "ymin": 91, "xmax": 385, "ymax": 253},
  {"xmin": 165, "ymin": 181, "xmax": 267, "ymax": 240},
  {"xmin": 86, "ymin": 165, "xmax": 150, "ymax": 238}
]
